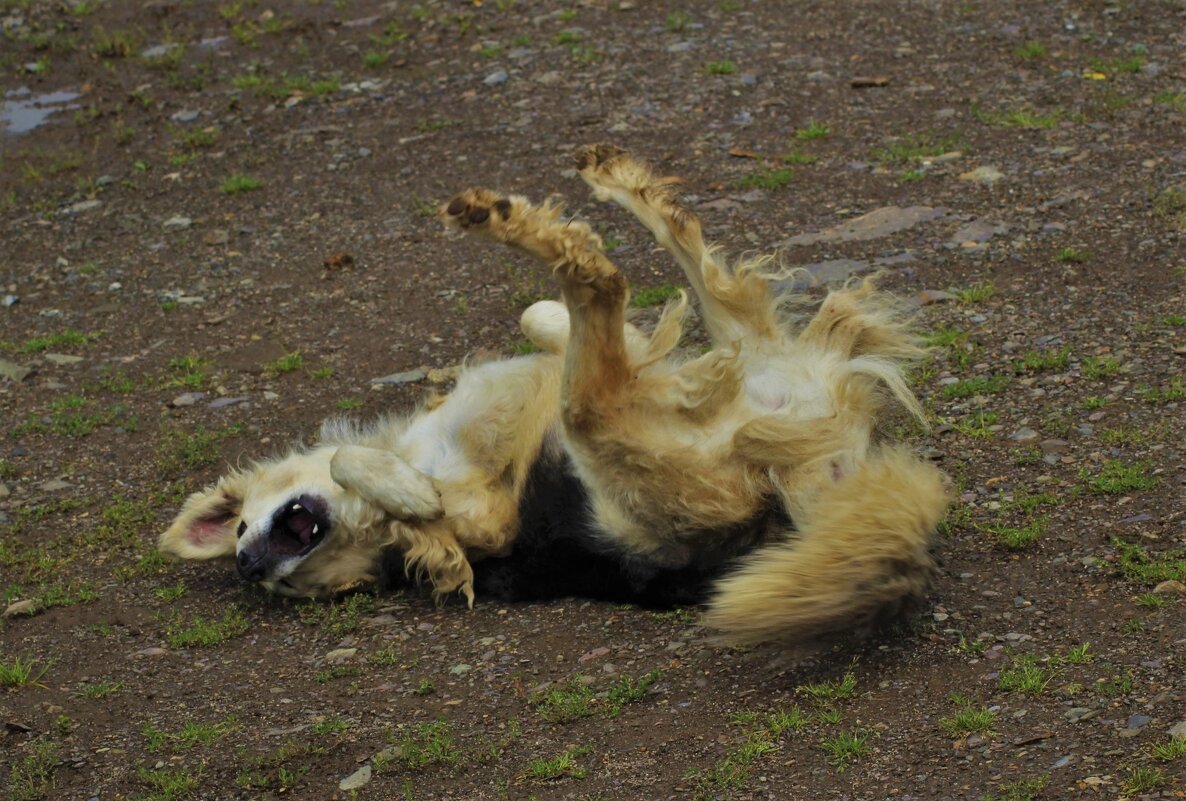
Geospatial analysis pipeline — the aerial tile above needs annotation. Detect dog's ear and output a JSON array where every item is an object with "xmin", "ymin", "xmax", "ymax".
[
  {"xmin": 330, "ymin": 445, "xmax": 444, "ymax": 521},
  {"xmin": 158, "ymin": 471, "xmax": 249, "ymax": 560}
]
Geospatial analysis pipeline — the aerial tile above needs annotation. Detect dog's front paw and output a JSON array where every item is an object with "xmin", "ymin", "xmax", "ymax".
[{"xmin": 441, "ymin": 189, "xmax": 515, "ymax": 232}]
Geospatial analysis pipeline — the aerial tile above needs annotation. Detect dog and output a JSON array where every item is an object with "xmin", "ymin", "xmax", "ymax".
[{"xmin": 159, "ymin": 145, "xmax": 949, "ymax": 646}]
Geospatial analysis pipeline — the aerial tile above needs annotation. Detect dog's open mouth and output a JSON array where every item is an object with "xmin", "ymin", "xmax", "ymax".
[{"xmin": 268, "ymin": 494, "xmax": 330, "ymax": 557}]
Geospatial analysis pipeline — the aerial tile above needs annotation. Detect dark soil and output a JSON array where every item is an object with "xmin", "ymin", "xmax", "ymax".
[{"xmin": 2, "ymin": 1, "xmax": 1184, "ymax": 800}]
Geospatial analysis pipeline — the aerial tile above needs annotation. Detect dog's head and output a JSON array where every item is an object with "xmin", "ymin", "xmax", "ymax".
[{"xmin": 158, "ymin": 444, "xmax": 443, "ymax": 597}]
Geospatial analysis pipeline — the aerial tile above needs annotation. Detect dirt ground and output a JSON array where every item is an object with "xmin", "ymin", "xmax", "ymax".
[{"xmin": 2, "ymin": 1, "xmax": 1185, "ymax": 799}]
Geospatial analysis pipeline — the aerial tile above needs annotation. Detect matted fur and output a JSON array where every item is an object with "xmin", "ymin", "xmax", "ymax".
[{"xmin": 159, "ymin": 146, "xmax": 949, "ymax": 646}]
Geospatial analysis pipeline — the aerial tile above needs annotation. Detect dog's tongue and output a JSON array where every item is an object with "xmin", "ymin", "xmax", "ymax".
[{"xmin": 287, "ymin": 510, "xmax": 315, "ymax": 544}]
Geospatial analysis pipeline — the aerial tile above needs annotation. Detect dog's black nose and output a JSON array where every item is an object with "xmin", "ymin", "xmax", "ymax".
[{"xmin": 237, "ymin": 551, "xmax": 268, "ymax": 582}]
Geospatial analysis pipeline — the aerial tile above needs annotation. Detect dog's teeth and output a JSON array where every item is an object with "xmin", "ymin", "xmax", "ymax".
[
  {"xmin": 312, "ymin": 524, "xmax": 319, "ymax": 535},
  {"xmin": 291, "ymin": 503, "xmax": 303, "ymax": 511}
]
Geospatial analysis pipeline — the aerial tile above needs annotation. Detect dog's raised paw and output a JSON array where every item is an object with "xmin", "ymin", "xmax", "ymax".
[
  {"xmin": 575, "ymin": 143, "xmax": 626, "ymax": 173},
  {"xmin": 441, "ymin": 189, "xmax": 511, "ymax": 229}
]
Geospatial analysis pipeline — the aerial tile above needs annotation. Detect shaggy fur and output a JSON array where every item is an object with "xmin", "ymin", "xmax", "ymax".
[{"xmin": 159, "ymin": 145, "xmax": 949, "ymax": 646}]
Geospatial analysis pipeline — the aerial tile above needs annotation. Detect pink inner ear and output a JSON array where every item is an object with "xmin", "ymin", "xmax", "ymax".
[{"xmin": 189, "ymin": 519, "xmax": 232, "ymax": 546}]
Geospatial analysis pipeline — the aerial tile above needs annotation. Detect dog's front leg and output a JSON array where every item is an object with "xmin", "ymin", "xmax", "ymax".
[{"xmin": 441, "ymin": 190, "xmax": 632, "ymax": 429}]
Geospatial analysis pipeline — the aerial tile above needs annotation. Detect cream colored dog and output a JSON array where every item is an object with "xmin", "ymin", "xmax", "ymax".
[{"xmin": 160, "ymin": 146, "xmax": 949, "ymax": 646}]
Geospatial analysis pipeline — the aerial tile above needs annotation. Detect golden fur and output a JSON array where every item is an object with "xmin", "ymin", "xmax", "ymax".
[{"xmin": 159, "ymin": 145, "xmax": 949, "ymax": 646}]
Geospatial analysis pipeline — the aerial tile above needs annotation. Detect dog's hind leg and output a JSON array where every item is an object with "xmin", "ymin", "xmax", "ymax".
[
  {"xmin": 442, "ymin": 190, "xmax": 632, "ymax": 427},
  {"xmin": 574, "ymin": 144, "xmax": 782, "ymax": 347}
]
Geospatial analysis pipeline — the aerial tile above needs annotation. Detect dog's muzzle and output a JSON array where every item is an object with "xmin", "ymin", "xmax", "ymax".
[{"xmin": 237, "ymin": 494, "xmax": 330, "ymax": 582}]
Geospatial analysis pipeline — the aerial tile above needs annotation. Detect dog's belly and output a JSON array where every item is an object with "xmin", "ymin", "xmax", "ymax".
[{"xmin": 471, "ymin": 440, "xmax": 783, "ymax": 608}]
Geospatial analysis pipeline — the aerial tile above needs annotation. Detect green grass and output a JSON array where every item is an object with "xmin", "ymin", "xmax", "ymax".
[
  {"xmin": 737, "ymin": 166, "xmax": 792, "ymax": 190},
  {"xmin": 782, "ymin": 149, "xmax": 818, "ymax": 165},
  {"xmin": 136, "ymin": 766, "xmax": 200, "ymax": 801},
  {"xmin": 162, "ymin": 354, "xmax": 212, "ymax": 389},
  {"xmin": 154, "ymin": 583, "xmax": 188, "ymax": 602},
  {"xmin": 267, "ymin": 351, "xmax": 304, "ymax": 374},
  {"xmin": 0, "ymin": 656, "xmax": 49, "ymax": 688},
  {"xmin": 704, "ymin": 60, "xmax": 737, "ymax": 75},
  {"xmin": 363, "ymin": 49, "xmax": 390, "ymax": 68},
  {"xmin": 1136, "ymin": 592, "xmax": 1168, "ymax": 608},
  {"xmin": 1090, "ymin": 53, "xmax": 1146, "ymax": 78},
  {"xmin": 1062, "ymin": 642, "xmax": 1094, "ymax": 664},
  {"xmin": 313, "ymin": 665, "xmax": 362, "ymax": 683},
  {"xmin": 157, "ymin": 426, "xmax": 221, "ymax": 474},
  {"xmin": 1014, "ymin": 40, "xmax": 1046, "ymax": 59},
  {"xmin": 165, "ymin": 607, "xmax": 249, "ymax": 648},
  {"xmin": 78, "ymin": 681, "xmax": 123, "ymax": 699},
  {"xmin": 13, "ymin": 329, "xmax": 95, "ymax": 353},
  {"xmin": 8, "ymin": 739, "xmax": 59, "ymax": 801},
  {"xmin": 631, "ymin": 283, "xmax": 681, "ymax": 308},
  {"xmin": 220, "ymin": 174, "xmax": 262, "ymax": 194},
  {"xmin": 311, "ymin": 718, "xmax": 348, "ymax": 736},
  {"xmin": 379, "ymin": 721, "xmax": 464, "ymax": 772},
  {"xmin": 797, "ymin": 670, "xmax": 857, "ymax": 704},
  {"xmin": 533, "ymin": 679, "xmax": 596, "ymax": 723},
  {"xmin": 606, "ymin": 669, "xmax": 662, "ymax": 716},
  {"xmin": 1111, "ymin": 537, "xmax": 1186, "ymax": 585},
  {"xmin": 997, "ymin": 654, "xmax": 1052, "ymax": 695},
  {"xmin": 989, "ymin": 516, "xmax": 1047, "ymax": 550},
  {"xmin": 872, "ymin": 131, "xmax": 961, "ymax": 164},
  {"xmin": 980, "ymin": 775, "xmax": 1048, "ymax": 801},
  {"xmin": 1081, "ymin": 460, "xmax": 1157, "ymax": 495},
  {"xmin": 955, "ymin": 281, "xmax": 995, "ymax": 304},
  {"xmin": 1138, "ymin": 376, "xmax": 1186, "ymax": 403},
  {"xmin": 528, "ymin": 745, "xmax": 591, "ymax": 780},
  {"xmin": 1014, "ymin": 346, "xmax": 1071, "ymax": 373},
  {"xmin": 796, "ymin": 120, "xmax": 830, "ymax": 140},
  {"xmin": 819, "ymin": 730, "xmax": 872, "ymax": 772},
  {"xmin": 976, "ymin": 106, "xmax": 1064, "ymax": 129},
  {"xmin": 941, "ymin": 375, "xmax": 1009, "ymax": 399},
  {"xmin": 296, "ymin": 593, "xmax": 375, "ymax": 637},
  {"xmin": 1124, "ymin": 766, "xmax": 1165, "ymax": 794},
  {"xmin": 414, "ymin": 678, "xmax": 435, "ymax": 696},
  {"xmin": 1055, "ymin": 246, "xmax": 1091, "ymax": 263},
  {"xmin": 939, "ymin": 707, "xmax": 996, "ymax": 740},
  {"xmin": 1151, "ymin": 735, "xmax": 1186, "ymax": 761}
]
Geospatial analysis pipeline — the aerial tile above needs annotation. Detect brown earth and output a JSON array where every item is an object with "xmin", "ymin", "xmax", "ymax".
[{"xmin": 2, "ymin": 1, "xmax": 1185, "ymax": 800}]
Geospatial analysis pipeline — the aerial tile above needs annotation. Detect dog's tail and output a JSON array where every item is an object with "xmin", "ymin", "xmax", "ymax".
[{"xmin": 703, "ymin": 446, "xmax": 949, "ymax": 647}]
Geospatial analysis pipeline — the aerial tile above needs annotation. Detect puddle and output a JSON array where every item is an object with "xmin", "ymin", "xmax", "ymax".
[{"xmin": 1, "ymin": 87, "xmax": 81, "ymax": 135}]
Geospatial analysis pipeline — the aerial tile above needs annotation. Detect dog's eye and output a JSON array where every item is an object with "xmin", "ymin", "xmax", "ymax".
[{"xmin": 236, "ymin": 521, "xmax": 247, "ymax": 539}]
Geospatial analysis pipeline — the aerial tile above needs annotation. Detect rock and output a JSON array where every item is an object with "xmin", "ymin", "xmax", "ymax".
[
  {"xmin": 949, "ymin": 218, "xmax": 1009, "ymax": 247},
  {"xmin": 1009, "ymin": 428, "xmax": 1039, "ymax": 443},
  {"xmin": 208, "ymin": 397, "xmax": 247, "ymax": 409},
  {"xmin": 1168, "ymin": 721, "xmax": 1186, "ymax": 739},
  {"xmin": 134, "ymin": 647, "xmax": 169, "ymax": 657},
  {"xmin": 1040, "ymin": 439, "xmax": 1069, "ymax": 454},
  {"xmin": 203, "ymin": 229, "xmax": 230, "ymax": 246},
  {"xmin": 578, "ymin": 647, "xmax": 611, "ymax": 663},
  {"xmin": 39, "ymin": 478, "xmax": 71, "ymax": 492},
  {"xmin": 61, "ymin": 200, "xmax": 102, "ymax": 215},
  {"xmin": 1126, "ymin": 714, "xmax": 1152, "ymax": 730},
  {"xmin": 338, "ymin": 764, "xmax": 371, "ymax": 791},
  {"xmin": 483, "ymin": 70, "xmax": 508, "ymax": 86},
  {"xmin": 3, "ymin": 599, "xmax": 37, "ymax": 618},
  {"xmin": 170, "ymin": 109, "xmax": 199, "ymax": 123},
  {"xmin": 959, "ymin": 165, "xmax": 1005, "ymax": 185},
  {"xmin": 449, "ymin": 663, "xmax": 472, "ymax": 675},
  {"xmin": 0, "ymin": 358, "xmax": 33, "ymax": 382},
  {"xmin": 3, "ymin": 295, "xmax": 17, "ymax": 307},
  {"xmin": 163, "ymin": 216, "xmax": 192, "ymax": 230},
  {"xmin": 43, "ymin": 353, "xmax": 84, "ymax": 366},
  {"xmin": 1153, "ymin": 580, "xmax": 1186, "ymax": 595},
  {"xmin": 142, "ymin": 43, "xmax": 181, "ymax": 58},
  {"xmin": 371, "ymin": 369, "xmax": 427, "ymax": 385},
  {"xmin": 785, "ymin": 206, "xmax": 947, "ymax": 246},
  {"xmin": 169, "ymin": 393, "xmax": 203, "ymax": 407},
  {"xmin": 917, "ymin": 289, "xmax": 956, "ymax": 305},
  {"xmin": 1065, "ymin": 707, "xmax": 1096, "ymax": 723},
  {"xmin": 325, "ymin": 648, "xmax": 357, "ymax": 663}
]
